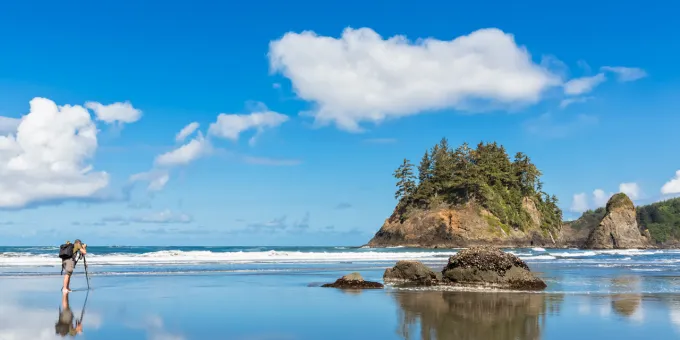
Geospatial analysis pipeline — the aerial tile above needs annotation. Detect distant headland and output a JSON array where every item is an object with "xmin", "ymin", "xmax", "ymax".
[{"xmin": 366, "ymin": 138, "xmax": 680, "ymax": 249}]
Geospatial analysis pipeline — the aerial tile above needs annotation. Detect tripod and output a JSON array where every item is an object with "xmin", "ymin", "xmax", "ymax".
[{"xmin": 77, "ymin": 253, "xmax": 91, "ymax": 290}]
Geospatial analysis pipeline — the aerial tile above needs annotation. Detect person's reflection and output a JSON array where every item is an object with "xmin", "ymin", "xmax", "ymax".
[
  {"xmin": 394, "ymin": 291, "xmax": 563, "ymax": 340},
  {"xmin": 54, "ymin": 292, "xmax": 84, "ymax": 337}
]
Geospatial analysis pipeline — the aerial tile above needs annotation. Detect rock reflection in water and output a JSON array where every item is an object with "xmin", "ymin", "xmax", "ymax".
[
  {"xmin": 393, "ymin": 291, "xmax": 563, "ymax": 340},
  {"xmin": 610, "ymin": 276, "xmax": 642, "ymax": 320}
]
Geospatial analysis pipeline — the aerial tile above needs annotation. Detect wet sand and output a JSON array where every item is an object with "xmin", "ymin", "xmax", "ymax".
[{"xmin": 2, "ymin": 269, "xmax": 680, "ymax": 339}]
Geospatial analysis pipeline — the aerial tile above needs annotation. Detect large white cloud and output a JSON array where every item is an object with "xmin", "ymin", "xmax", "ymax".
[
  {"xmin": 85, "ymin": 101, "xmax": 142, "ymax": 124},
  {"xmin": 0, "ymin": 97, "xmax": 109, "ymax": 208},
  {"xmin": 0, "ymin": 116, "xmax": 21, "ymax": 134},
  {"xmin": 268, "ymin": 27, "xmax": 561, "ymax": 131},
  {"xmin": 662, "ymin": 170, "xmax": 680, "ymax": 195}
]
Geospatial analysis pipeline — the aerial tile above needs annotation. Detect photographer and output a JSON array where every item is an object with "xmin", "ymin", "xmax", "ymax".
[{"xmin": 60, "ymin": 239, "xmax": 87, "ymax": 293}]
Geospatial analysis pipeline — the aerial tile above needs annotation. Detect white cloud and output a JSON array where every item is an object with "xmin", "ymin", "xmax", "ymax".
[
  {"xmin": 662, "ymin": 170, "xmax": 680, "ymax": 195},
  {"xmin": 619, "ymin": 182, "xmax": 641, "ymax": 200},
  {"xmin": 0, "ymin": 97, "xmax": 109, "ymax": 208},
  {"xmin": 0, "ymin": 300, "xmax": 102, "ymax": 340},
  {"xmin": 0, "ymin": 116, "xmax": 21, "ymax": 134},
  {"xmin": 570, "ymin": 193, "xmax": 589, "ymax": 213},
  {"xmin": 571, "ymin": 183, "xmax": 642, "ymax": 213},
  {"xmin": 130, "ymin": 170, "xmax": 170, "ymax": 192},
  {"xmin": 593, "ymin": 189, "xmax": 612, "ymax": 207},
  {"xmin": 175, "ymin": 122, "xmax": 199, "ymax": 143},
  {"xmin": 131, "ymin": 127, "xmax": 212, "ymax": 192},
  {"xmin": 563, "ymin": 73, "xmax": 606, "ymax": 95},
  {"xmin": 268, "ymin": 27, "xmax": 561, "ymax": 131},
  {"xmin": 601, "ymin": 66, "xmax": 647, "ymax": 82},
  {"xmin": 559, "ymin": 96, "xmax": 593, "ymax": 109},
  {"xmin": 208, "ymin": 107, "xmax": 288, "ymax": 141},
  {"xmin": 85, "ymin": 101, "xmax": 142, "ymax": 124},
  {"xmin": 155, "ymin": 133, "xmax": 212, "ymax": 166}
]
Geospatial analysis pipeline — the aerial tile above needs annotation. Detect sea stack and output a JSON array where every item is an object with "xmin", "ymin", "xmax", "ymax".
[{"xmin": 584, "ymin": 193, "xmax": 648, "ymax": 249}]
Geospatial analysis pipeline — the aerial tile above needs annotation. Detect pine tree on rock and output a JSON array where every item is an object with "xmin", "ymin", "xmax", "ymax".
[
  {"xmin": 394, "ymin": 158, "xmax": 417, "ymax": 204},
  {"xmin": 390, "ymin": 139, "xmax": 563, "ymax": 233}
]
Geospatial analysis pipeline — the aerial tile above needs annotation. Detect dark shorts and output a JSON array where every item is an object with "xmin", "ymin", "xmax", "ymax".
[{"xmin": 62, "ymin": 259, "xmax": 75, "ymax": 275}]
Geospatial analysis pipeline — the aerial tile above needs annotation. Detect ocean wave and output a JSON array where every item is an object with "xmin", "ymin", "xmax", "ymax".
[
  {"xmin": 520, "ymin": 255, "xmax": 556, "ymax": 260},
  {"xmin": 0, "ymin": 250, "xmax": 458, "ymax": 267},
  {"xmin": 550, "ymin": 251, "xmax": 597, "ymax": 258}
]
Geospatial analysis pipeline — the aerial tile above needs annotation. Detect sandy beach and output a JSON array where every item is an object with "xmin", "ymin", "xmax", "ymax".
[{"xmin": 3, "ymin": 246, "xmax": 680, "ymax": 339}]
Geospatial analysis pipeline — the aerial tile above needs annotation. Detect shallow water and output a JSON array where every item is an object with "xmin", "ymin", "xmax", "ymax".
[{"xmin": 3, "ymin": 246, "xmax": 680, "ymax": 339}]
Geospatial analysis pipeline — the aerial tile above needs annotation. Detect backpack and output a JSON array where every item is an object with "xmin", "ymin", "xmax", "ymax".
[{"xmin": 59, "ymin": 243, "xmax": 74, "ymax": 260}]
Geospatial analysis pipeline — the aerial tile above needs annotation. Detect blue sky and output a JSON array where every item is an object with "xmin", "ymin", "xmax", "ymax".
[{"xmin": 0, "ymin": 0, "xmax": 678, "ymax": 246}]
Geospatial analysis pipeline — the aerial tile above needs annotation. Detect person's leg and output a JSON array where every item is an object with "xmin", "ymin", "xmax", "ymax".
[
  {"xmin": 62, "ymin": 259, "xmax": 74, "ymax": 292},
  {"xmin": 63, "ymin": 273, "xmax": 71, "ymax": 292}
]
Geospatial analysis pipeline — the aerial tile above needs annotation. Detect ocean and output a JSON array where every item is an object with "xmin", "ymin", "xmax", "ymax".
[{"xmin": 2, "ymin": 246, "xmax": 680, "ymax": 339}]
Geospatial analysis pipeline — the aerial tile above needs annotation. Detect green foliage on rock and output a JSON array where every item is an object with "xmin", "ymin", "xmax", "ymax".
[
  {"xmin": 607, "ymin": 193, "xmax": 635, "ymax": 212},
  {"xmin": 568, "ymin": 207, "xmax": 606, "ymax": 230},
  {"xmin": 392, "ymin": 138, "xmax": 562, "ymax": 232},
  {"xmin": 637, "ymin": 197, "xmax": 680, "ymax": 244}
]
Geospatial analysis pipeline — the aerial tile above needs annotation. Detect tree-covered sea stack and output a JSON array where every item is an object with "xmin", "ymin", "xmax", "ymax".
[{"xmin": 368, "ymin": 138, "xmax": 563, "ymax": 248}]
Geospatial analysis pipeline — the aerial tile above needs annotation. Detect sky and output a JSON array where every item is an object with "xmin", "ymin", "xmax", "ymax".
[{"xmin": 0, "ymin": 0, "xmax": 678, "ymax": 246}]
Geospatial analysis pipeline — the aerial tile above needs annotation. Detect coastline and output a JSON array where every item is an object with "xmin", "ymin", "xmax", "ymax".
[{"xmin": 3, "ymin": 248, "xmax": 680, "ymax": 339}]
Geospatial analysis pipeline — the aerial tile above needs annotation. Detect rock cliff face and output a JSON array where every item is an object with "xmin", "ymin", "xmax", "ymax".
[
  {"xmin": 366, "ymin": 200, "xmax": 557, "ymax": 248},
  {"xmin": 583, "ymin": 193, "xmax": 648, "ymax": 249}
]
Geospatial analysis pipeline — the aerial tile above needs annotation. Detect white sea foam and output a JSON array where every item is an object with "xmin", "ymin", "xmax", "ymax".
[
  {"xmin": 594, "ymin": 249, "xmax": 661, "ymax": 256},
  {"xmin": 0, "ymin": 248, "xmax": 672, "ymax": 268},
  {"xmin": 532, "ymin": 247, "xmax": 546, "ymax": 252},
  {"xmin": 0, "ymin": 250, "xmax": 459, "ymax": 267},
  {"xmin": 520, "ymin": 255, "xmax": 557, "ymax": 260},
  {"xmin": 550, "ymin": 251, "xmax": 598, "ymax": 257}
]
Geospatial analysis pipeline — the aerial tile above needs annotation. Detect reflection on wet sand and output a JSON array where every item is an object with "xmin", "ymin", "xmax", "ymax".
[
  {"xmin": 610, "ymin": 277, "xmax": 642, "ymax": 319},
  {"xmin": 393, "ymin": 291, "xmax": 563, "ymax": 340}
]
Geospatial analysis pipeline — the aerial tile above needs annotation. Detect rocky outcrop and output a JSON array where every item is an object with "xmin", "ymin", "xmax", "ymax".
[
  {"xmin": 321, "ymin": 272, "xmax": 384, "ymax": 289},
  {"xmin": 367, "ymin": 202, "xmax": 557, "ymax": 248},
  {"xmin": 441, "ymin": 246, "xmax": 547, "ymax": 290},
  {"xmin": 584, "ymin": 193, "xmax": 648, "ymax": 249},
  {"xmin": 383, "ymin": 261, "xmax": 441, "ymax": 286}
]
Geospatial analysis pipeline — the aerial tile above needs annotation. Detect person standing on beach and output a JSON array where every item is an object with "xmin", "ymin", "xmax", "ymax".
[{"xmin": 60, "ymin": 239, "xmax": 87, "ymax": 293}]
